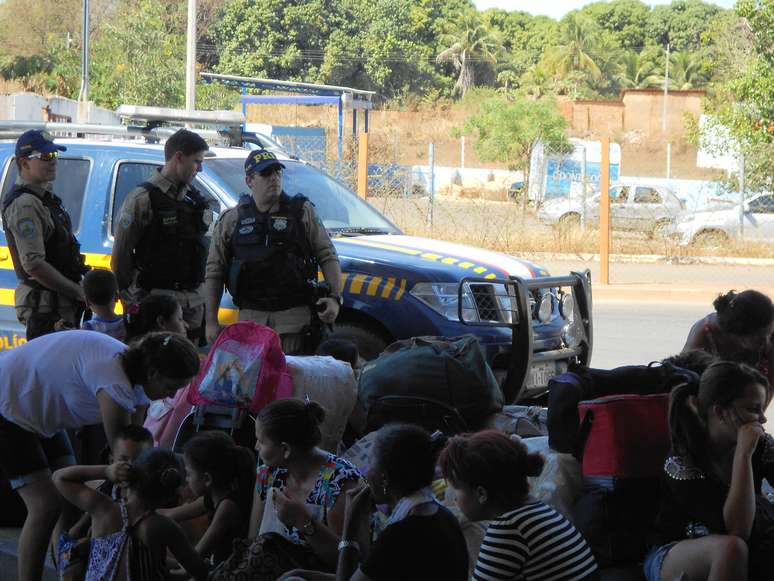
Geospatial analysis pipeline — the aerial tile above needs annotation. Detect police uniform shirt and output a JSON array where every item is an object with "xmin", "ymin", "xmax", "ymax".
[
  {"xmin": 112, "ymin": 169, "xmax": 213, "ymax": 308},
  {"xmin": 4, "ymin": 177, "xmax": 78, "ymax": 320},
  {"xmin": 205, "ymin": 196, "xmax": 338, "ymax": 287}
]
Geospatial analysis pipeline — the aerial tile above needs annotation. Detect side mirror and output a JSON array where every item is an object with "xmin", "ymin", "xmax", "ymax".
[{"xmin": 743, "ymin": 202, "xmax": 751, "ymax": 213}]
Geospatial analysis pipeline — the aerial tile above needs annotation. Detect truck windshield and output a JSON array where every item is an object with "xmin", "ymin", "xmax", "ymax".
[{"xmin": 204, "ymin": 158, "xmax": 400, "ymax": 235}]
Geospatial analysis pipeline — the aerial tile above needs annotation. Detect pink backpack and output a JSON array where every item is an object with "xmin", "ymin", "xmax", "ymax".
[{"xmin": 187, "ymin": 321, "xmax": 293, "ymax": 414}]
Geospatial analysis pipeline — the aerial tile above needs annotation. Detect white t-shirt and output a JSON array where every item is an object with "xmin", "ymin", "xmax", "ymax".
[{"xmin": 0, "ymin": 330, "xmax": 150, "ymax": 437}]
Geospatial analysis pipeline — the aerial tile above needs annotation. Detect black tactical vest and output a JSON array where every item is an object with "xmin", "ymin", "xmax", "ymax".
[
  {"xmin": 226, "ymin": 192, "xmax": 317, "ymax": 311},
  {"xmin": 134, "ymin": 182, "xmax": 209, "ymax": 290},
  {"xmin": 1, "ymin": 185, "xmax": 88, "ymax": 286}
]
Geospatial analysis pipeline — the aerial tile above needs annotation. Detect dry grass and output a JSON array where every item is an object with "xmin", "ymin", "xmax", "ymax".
[{"xmin": 373, "ymin": 196, "xmax": 774, "ymax": 260}]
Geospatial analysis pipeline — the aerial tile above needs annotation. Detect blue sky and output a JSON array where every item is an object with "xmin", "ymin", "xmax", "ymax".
[{"xmin": 472, "ymin": 0, "xmax": 737, "ymax": 19}]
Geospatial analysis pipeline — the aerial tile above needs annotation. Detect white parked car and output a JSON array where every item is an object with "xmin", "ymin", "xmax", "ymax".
[
  {"xmin": 538, "ymin": 182, "xmax": 686, "ymax": 236},
  {"xmin": 668, "ymin": 192, "xmax": 774, "ymax": 246}
]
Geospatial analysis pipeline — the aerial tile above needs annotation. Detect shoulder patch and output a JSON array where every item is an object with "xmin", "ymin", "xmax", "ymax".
[
  {"xmin": 664, "ymin": 456, "xmax": 706, "ymax": 481},
  {"xmin": 16, "ymin": 218, "xmax": 37, "ymax": 239}
]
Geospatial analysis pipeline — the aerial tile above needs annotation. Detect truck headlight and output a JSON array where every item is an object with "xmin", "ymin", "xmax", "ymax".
[
  {"xmin": 535, "ymin": 292, "xmax": 553, "ymax": 323},
  {"xmin": 410, "ymin": 282, "xmax": 514, "ymax": 323},
  {"xmin": 410, "ymin": 282, "xmax": 477, "ymax": 321},
  {"xmin": 559, "ymin": 293, "xmax": 574, "ymax": 321}
]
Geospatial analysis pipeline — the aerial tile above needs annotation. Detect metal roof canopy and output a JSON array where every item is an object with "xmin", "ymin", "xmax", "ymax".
[{"xmin": 201, "ymin": 72, "xmax": 375, "ymax": 159}]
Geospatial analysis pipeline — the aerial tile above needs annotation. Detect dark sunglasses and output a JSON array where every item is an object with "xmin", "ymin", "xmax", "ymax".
[
  {"xmin": 27, "ymin": 151, "xmax": 59, "ymax": 162},
  {"xmin": 258, "ymin": 166, "xmax": 283, "ymax": 178}
]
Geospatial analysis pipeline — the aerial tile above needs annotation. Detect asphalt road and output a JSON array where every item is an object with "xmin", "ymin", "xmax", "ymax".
[
  {"xmin": 589, "ymin": 299, "xmax": 709, "ymax": 369},
  {"xmin": 590, "ymin": 298, "xmax": 774, "ymax": 424}
]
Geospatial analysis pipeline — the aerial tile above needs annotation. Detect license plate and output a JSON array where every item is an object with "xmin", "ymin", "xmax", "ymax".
[{"xmin": 527, "ymin": 361, "xmax": 567, "ymax": 389}]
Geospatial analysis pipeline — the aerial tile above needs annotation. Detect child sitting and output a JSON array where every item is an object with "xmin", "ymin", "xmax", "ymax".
[
  {"xmin": 81, "ymin": 269, "xmax": 127, "ymax": 342},
  {"xmin": 67, "ymin": 425, "xmax": 154, "ymax": 539},
  {"xmin": 439, "ymin": 430, "xmax": 599, "ymax": 581},
  {"xmin": 160, "ymin": 431, "xmax": 255, "ymax": 565},
  {"xmin": 54, "ymin": 449, "xmax": 209, "ymax": 581},
  {"xmin": 125, "ymin": 294, "xmax": 188, "ymax": 342}
]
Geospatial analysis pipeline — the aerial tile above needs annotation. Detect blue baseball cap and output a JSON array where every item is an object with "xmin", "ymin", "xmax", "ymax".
[
  {"xmin": 244, "ymin": 149, "xmax": 285, "ymax": 176},
  {"xmin": 15, "ymin": 130, "xmax": 67, "ymax": 158}
]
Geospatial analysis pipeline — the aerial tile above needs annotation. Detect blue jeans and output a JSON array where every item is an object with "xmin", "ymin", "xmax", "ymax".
[{"xmin": 643, "ymin": 543, "xmax": 677, "ymax": 581}]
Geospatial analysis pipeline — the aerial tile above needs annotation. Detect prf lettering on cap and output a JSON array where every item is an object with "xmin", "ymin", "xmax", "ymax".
[{"xmin": 253, "ymin": 152, "xmax": 276, "ymax": 161}]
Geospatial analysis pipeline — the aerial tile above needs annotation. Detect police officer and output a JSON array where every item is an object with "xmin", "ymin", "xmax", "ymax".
[
  {"xmin": 2, "ymin": 130, "xmax": 88, "ymax": 340},
  {"xmin": 112, "ymin": 129, "xmax": 212, "ymax": 343},
  {"xmin": 205, "ymin": 149, "xmax": 342, "ymax": 354}
]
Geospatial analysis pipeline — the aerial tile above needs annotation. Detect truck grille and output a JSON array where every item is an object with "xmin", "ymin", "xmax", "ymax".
[{"xmin": 470, "ymin": 283, "xmax": 507, "ymax": 322}]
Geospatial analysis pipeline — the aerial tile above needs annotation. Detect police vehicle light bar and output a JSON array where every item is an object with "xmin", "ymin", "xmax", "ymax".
[{"xmin": 116, "ymin": 105, "xmax": 245, "ymax": 127}]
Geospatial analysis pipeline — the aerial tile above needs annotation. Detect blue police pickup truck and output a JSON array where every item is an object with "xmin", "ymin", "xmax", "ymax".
[{"xmin": 0, "ymin": 126, "xmax": 592, "ymax": 403}]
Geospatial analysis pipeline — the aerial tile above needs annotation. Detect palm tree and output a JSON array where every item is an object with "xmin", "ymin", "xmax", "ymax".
[
  {"xmin": 619, "ymin": 51, "xmax": 663, "ymax": 89},
  {"xmin": 521, "ymin": 63, "xmax": 556, "ymax": 99},
  {"xmin": 667, "ymin": 51, "xmax": 710, "ymax": 90},
  {"xmin": 545, "ymin": 14, "xmax": 602, "ymax": 81},
  {"xmin": 436, "ymin": 12, "xmax": 501, "ymax": 98}
]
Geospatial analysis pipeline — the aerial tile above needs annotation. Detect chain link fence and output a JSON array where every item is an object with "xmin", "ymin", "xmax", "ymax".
[{"xmin": 275, "ymin": 127, "xmax": 772, "ymax": 292}]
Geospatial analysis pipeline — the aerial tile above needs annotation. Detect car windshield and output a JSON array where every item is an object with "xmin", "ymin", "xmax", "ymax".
[{"xmin": 204, "ymin": 158, "xmax": 400, "ymax": 235}]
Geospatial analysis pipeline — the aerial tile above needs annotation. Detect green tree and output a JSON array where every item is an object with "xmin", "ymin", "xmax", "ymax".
[
  {"xmin": 546, "ymin": 14, "xmax": 602, "ymax": 82},
  {"xmin": 460, "ymin": 96, "xmax": 570, "ymax": 208},
  {"xmin": 645, "ymin": 0, "xmax": 724, "ymax": 52},
  {"xmin": 87, "ymin": 0, "xmax": 187, "ymax": 109},
  {"xmin": 483, "ymin": 10, "xmax": 559, "ymax": 88},
  {"xmin": 520, "ymin": 63, "xmax": 557, "ymax": 99},
  {"xmin": 436, "ymin": 11, "xmax": 501, "ymax": 97},
  {"xmin": 619, "ymin": 50, "xmax": 662, "ymax": 89},
  {"xmin": 578, "ymin": 0, "xmax": 651, "ymax": 50},
  {"xmin": 699, "ymin": 0, "xmax": 774, "ymax": 191},
  {"xmin": 667, "ymin": 51, "xmax": 710, "ymax": 90}
]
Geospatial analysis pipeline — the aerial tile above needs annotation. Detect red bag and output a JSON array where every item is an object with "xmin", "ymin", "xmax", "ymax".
[
  {"xmin": 187, "ymin": 322, "xmax": 293, "ymax": 414},
  {"xmin": 578, "ymin": 393, "xmax": 670, "ymax": 479}
]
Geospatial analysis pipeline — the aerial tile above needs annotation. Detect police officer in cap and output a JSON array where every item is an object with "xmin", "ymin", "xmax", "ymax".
[
  {"xmin": 2, "ymin": 130, "xmax": 88, "ymax": 339},
  {"xmin": 112, "ymin": 129, "xmax": 212, "ymax": 343},
  {"xmin": 205, "ymin": 149, "xmax": 342, "ymax": 354}
]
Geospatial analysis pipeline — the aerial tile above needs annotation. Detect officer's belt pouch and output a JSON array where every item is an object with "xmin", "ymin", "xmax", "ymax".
[{"xmin": 188, "ymin": 321, "xmax": 293, "ymax": 414}]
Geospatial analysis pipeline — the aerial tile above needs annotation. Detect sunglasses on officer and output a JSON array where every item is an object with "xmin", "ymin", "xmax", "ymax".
[
  {"xmin": 257, "ymin": 166, "xmax": 283, "ymax": 179},
  {"xmin": 25, "ymin": 151, "xmax": 59, "ymax": 162}
]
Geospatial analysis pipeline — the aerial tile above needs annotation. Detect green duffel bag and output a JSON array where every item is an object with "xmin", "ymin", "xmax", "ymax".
[{"xmin": 358, "ymin": 335, "xmax": 504, "ymax": 432}]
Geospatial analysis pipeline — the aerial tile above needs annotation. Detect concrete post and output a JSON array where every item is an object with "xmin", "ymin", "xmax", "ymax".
[{"xmin": 599, "ymin": 136, "xmax": 611, "ymax": 285}]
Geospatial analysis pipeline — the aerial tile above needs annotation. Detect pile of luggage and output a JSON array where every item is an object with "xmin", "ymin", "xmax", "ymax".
[{"xmin": 138, "ymin": 323, "xmax": 699, "ymax": 581}]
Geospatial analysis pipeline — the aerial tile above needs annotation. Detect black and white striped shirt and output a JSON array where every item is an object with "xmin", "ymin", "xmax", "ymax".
[{"xmin": 473, "ymin": 501, "xmax": 598, "ymax": 581}]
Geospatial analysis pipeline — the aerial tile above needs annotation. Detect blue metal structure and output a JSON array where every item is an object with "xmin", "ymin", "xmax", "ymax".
[{"xmin": 201, "ymin": 72, "xmax": 375, "ymax": 160}]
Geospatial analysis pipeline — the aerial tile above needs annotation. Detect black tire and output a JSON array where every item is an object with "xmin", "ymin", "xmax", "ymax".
[
  {"xmin": 328, "ymin": 321, "xmax": 391, "ymax": 360},
  {"xmin": 692, "ymin": 229, "xmax": 730, "ymax": 248}
]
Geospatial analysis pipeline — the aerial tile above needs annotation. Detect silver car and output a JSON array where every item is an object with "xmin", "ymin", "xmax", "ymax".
[
  {"xmin": 538, "ymin": 182, "xmax": 686, "ymax": 235},
  {"xmin": 668, "ymin": 192, "xmax": 774, "ymax": 246}
]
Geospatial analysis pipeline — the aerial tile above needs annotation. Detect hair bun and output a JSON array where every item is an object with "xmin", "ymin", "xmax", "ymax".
[
  {"xmin": 160, "ymin": 466, "xmax": 182, "ymax": 489},
  {"xmin": 303, "ymin": 399, "xmax": 326, "ymax": 425},
  {"xmin": 713, "ymin": 291, "xmax": 737, "ymax": 314}
]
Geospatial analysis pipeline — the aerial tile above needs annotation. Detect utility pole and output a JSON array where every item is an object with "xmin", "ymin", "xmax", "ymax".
[
  {"xmin": 662, "ymin": 43, "xmax": 670, "ymax": 132},
  {"xmin": 77, "ymin": 0, "xmax": 90, "ymax": 122},
  {"xmin": 78, "ymin": 0, "xmax": 90, "ymax": 103},
  {"xmin": 185, "ymin": 0, "xmax": 197, "ymax": 111}
]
